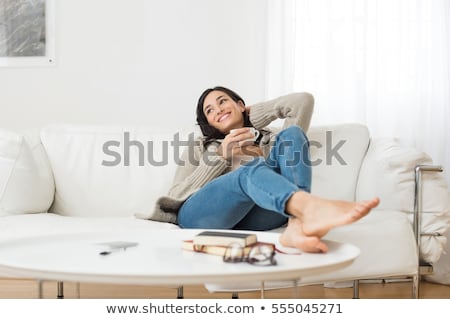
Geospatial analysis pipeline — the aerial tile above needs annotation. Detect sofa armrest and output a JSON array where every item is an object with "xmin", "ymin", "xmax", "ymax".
[
  {"xmin": 413, "ymin": 165, "xmax": 444, "ymax": 256},
  {"xmin": 356, "ymin": 138, "xmax": 450, "ymax": 264},
  {"xmin": 0, "ymin": 129, "xmax": 55, "ymax": 216}
]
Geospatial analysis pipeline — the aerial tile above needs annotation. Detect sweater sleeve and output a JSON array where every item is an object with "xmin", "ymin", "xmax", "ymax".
[
  {"xmin": 165, "ymin": 138, "xmax": 229, "ymax": 200},
  {"xmin": 249, "ymin": 92, "xmax": 314, "ymax": 132}
]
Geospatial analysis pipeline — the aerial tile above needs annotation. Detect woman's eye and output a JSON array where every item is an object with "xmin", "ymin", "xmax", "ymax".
[{"xmin": 219, "ymin": 98, "xmax": 227, "ymax": 104}]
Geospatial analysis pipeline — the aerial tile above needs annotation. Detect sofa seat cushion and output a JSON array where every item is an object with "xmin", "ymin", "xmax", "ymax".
[{"xmin": 205, "ymin": 210, "xmax": 418, "ymax": 292}]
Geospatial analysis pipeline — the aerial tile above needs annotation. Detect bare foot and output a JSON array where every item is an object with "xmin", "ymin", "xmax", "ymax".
[
  {"xmin": 279, "ymin": 217, "xmax": 329, "ymax": 253},
  {"xmin": 286, "ymin": 192, "xmax": 380, "ymax": 238}
]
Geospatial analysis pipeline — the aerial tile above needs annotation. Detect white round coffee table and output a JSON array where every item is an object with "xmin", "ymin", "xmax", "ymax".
[{"xmin": 0, "ymin": 229, "xmax": 359, "ymax": 287}]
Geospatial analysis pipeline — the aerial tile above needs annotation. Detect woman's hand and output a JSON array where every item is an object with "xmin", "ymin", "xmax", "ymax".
[{"xmin": 217, "ymin": 127, "xmax": 261, "ymax": 161}]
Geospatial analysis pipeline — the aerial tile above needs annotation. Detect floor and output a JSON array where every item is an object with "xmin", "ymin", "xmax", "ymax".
[{"xmin": 0, "ymin": 278, "xmax": 449, "ymax": 299}]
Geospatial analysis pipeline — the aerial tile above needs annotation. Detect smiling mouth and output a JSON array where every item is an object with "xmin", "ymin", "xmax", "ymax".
[{"xmin": 218, "ymin": 113, "xmax": 230, "ymax": 123}]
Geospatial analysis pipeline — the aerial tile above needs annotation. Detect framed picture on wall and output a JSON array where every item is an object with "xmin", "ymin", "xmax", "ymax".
[{"xmin": 0, "ymin": 0, "xmax": 55, "ymax": 67}]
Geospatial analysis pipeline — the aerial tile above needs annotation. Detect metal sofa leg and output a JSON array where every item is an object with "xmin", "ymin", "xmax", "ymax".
[
  {"xmin": 37, "ymin": 280, "xmax": 43, "ymax": 299},
  {"xmin": 177, "ymin": 286, "xmax": 184, "ymax": 299},
  {"xmin": 352, "ymin": 280, "xmax": 360, "ymax": 299},
  {"xmin": 231, "ymin": 292, "xmax": 239, "ymax": 299},
  {"xmin": 413, "ymin": 165, "xmax": 443, "ymax": 300},
  {"xmin": 57, "ymin": 281, "xmax": 64, "ymax": 299},
  {"xmin": 292, "ymin": 279, "xmax": 300, "ymax": 298},
  {"xmin": 412, "ymin": 275, "xmax": 419, "ymax": 299},
  {"xmin": 260, "ymin": 281, "xmax": 265, "ymax": 299}
]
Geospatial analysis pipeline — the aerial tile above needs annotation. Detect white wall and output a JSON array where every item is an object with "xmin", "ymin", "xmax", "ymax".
[{"xmin": 0, "ymin": 0, "xmax": 267, "ymax": 132}]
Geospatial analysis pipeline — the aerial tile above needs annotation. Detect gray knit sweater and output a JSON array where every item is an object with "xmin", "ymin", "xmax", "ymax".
[{"xmin": 136, "ymin": 92, "xmax": 314, "ymax": 223}]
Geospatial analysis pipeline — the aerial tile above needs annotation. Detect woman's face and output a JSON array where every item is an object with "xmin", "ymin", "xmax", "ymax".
[{"xmin": 203, "ymin": 90, "xmax": 245, "ymax": 134}]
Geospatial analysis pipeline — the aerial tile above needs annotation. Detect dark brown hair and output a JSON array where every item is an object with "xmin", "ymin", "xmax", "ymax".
[{"xmin": 196, "ymin": 86, "xmax": 253, "ymax": 145}]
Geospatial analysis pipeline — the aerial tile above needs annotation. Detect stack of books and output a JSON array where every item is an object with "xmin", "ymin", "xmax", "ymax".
[{"xmin": 182, "ymin": 231, "xmax": 265, "ymax": 256}]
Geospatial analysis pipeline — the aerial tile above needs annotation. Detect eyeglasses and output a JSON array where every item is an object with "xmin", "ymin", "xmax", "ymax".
[{"xmin": 223, "ymin": 242, "xmax": 277, "ymax": 266}]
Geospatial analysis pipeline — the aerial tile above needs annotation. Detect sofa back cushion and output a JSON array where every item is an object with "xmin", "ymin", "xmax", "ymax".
[
  {"xmin": 307, "ymin": 123, "xmax": 370, "ymax": 201},
  {"xmin": 0, "ymin": 129, "xmax": 55, "ymax": 216},
  {"xmin": 40, "ymin": 123, "xmax": 369, "ymax": 217},
  {"xmin": 40, "ymin": 125, "xmax": 193, "ymax": 217}
]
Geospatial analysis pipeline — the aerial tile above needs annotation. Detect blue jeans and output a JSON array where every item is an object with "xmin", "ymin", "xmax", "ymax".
[{"xmin": 177, "ymin": 125, "xmax": 312, "ymax": 231}]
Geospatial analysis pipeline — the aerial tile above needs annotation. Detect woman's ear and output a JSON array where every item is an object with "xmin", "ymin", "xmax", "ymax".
[{"xmin": 237, "ymin": 100, "xmax": 246, "ymax": 111}]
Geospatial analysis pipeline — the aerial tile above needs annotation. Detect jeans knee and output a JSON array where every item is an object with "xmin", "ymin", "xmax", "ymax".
[
  {"xmin": 278, "ymin": 125, "xmax": 308, "ymax": 143},
  {"xmin": 241, "ymin": 157, "xmax": 266, "ymax": 169}
]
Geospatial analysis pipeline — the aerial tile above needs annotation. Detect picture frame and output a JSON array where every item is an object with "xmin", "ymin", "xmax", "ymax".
[{"xmin": 0, "ymin": 0, "xmax": 55, "ymax": 67}]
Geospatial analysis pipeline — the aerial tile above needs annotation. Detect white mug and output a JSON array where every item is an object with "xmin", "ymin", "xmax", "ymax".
[{"xmin": 230, "ymin": 127, "xmax": 260, "ymax": 142}]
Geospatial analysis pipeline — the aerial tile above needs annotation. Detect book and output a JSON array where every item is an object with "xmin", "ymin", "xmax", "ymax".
[
  {"xmin": 192, "ymin": 231, "xmax": 257, "ymax": 247},
  {"xmin": 182, "ymin": 240, "xmax": 275, "ymax": 257}
]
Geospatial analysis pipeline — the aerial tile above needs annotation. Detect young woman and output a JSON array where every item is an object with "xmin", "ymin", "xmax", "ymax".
[{"xmin": 151, "ymin": 86, "xmax": 379, "ymax": 252}]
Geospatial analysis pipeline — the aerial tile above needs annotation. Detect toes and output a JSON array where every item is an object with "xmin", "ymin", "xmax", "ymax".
[
  {"xmin": 350, "ymin": 205, "xmax": 370, "ymax": 220},
  {"xmin": 365, "ymin": 197, "xmax": 380, "ymax": 208},
  {"xmin": 361, "ymin": 197, "xmax": 379, "ymax": 207}
]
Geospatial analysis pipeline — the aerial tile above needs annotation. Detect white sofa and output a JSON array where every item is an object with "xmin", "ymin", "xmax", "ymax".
[{"xmin": 1, "ymin": 123, "xmax": 449, "ymax": 298}]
